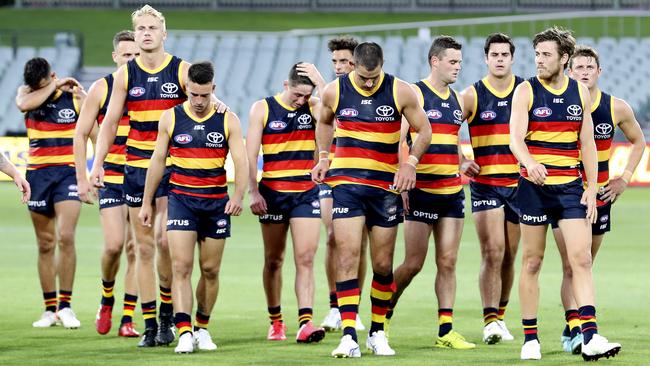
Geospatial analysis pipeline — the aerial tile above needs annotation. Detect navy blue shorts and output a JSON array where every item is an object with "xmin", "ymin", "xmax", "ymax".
[
  {"xmin": 123, "ymin": 165, "xmax": 171, "ymax": 207},
  {"xmin": 517, "ymin": 177, "xmax": 586, "ymax": 226},
  {"xmin": 318, "ymin": 183, "xmax": 333, "ymax": 200},
  {"xmin": 405, "ymin": 188, "xmax": 465, "ymax": 224},
  {"xmin": 551, "ymin": 191, "xmax": 611, "ymax": 235},
  {"xmin": 167, "ymin": 192, "xmax": 230, "ymax": 239},
  {"xmin": 26, "ymin": 166, "xmax": 79, "ymax": 215},
  {"xmin": 258, "ymin": 183, "xmax": 321, "ymax": 224},
  {"xmin": 99, "ymin": 182, "xmax": 124, "ymax": 209},
  {"xmin": 332, "ymin": 184, "xmax": 403, "ymax": 228},
  {"xmin": 470, "ymin": 181, "xmax": 519, "ymax": 224}
]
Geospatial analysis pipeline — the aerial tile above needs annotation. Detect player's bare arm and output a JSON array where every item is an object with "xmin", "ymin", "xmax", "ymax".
[
  {"xmin": 602, "ymin": 97, "xmax": 646, "ymax": 202},
  {"xmin": 576, "ymin": 83, "xmax": 597, "ymax": 223},
  {"xmin": 246, "ymin": 100, "xmax": 268, "ymax": 215},
  {"xmin": 312, "ymin": 80, "xmax": 336, "ymax": 183},
  {"xmin": 0, "ymin": 152, "xmax": 30, "ymax": 203},
  {"xmin": 297, "ymin": 63, "xmax": 327, "ymax": 95},
  {"xmin": 224, "ymin": 111, "xmax": 249, "ymax": 216},
  {"xmin": 396, "ymin": 78, "xmax": 432, "ymax": 192},
  {"xmin": 16, "ymin": 76, "xmax": 82, "ymax": 112},
  {"xmin": 509, "ymin": 81, "xmax": 547, "ymax": 185}
]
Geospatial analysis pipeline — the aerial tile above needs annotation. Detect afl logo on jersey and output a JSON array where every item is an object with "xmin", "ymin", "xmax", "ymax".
[
  {"xmin": 269, "ymin": 121, "xmax": 287, "ymax": 131},
  {"xmin": 340, "ymin": 108, "xmax": 359, "ymax": 118},
  {"xmin": 297, "ymin": 114, "xmax": 312, "ymax": 125},
  {"xmin": 595, "ymin": 123, "xmax": 613, "ymax": 136},
  {"xmin": 426, "ymin": 109, "xmax": 442, "ymax": 120},
  {"xmin": 533, "ymin": 107, "xmax": 552, "ymax": 118},
  {"xmin": 174, "ymin": 134, "xmax": 193, "ymax": 144},
  {"xmin": 207, "ymin": 132, "xmax": 224, "ymax": 144},
  {"xmin": 480, "ymin": 110, "xmax": 497, "ymax": 121},
  {"xmin": 129, "ymin": 87, "xmax": 146, "ymax": 97}
]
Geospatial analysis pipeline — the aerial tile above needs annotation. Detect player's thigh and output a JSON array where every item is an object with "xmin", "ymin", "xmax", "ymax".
[
  {"xmin": 432, "ymin": 217, "xmax": 463, "ymax": 263},
  {"xmin": 167, "ymin": 230, "xmax": 198, "ymax": 269},
  {"xmin": 473, "ymin": 208, "xmax": 506, "ymax": 250},
  {"xmin": 198, "ymin": 237, "xmax": 226, "ymax": 273},
  {"xmin": 289, "ymin": 217, "xmax": 320, "ymax": 258},
  {"xmin": 557, "ymin": 218, "xmax": 591, "ymax": 258},
  {"xmin": 30, "ymin": 210, "xmax": 56, "ymax": 245},
  {"xmin": 100, "ymin": 205, "xmax": 128, "ymax": 247},
  {"xmin": 53, "ymin": 199, "xmax": 81, "ymax": 237},
  {"xmin": 261, "ymin": 222, "xmax": 290, "ymax": 260}
]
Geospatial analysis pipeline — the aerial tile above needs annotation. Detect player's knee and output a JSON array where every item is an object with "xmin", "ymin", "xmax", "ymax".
[
  {"xmin": 482, "ymin": 245, "xmax": 504, "ymax": 267},
  {"xmin": 37, "ymin": 235, "xmax": 56, "ymax": 254},
  {"xmin": 103, "ymin": 244, "xmax": 123, "ymax": 261},
  {"xmin": 200, "ymin": 264, "xmax": 220, "ymax": 281},
  {"xmin": 172, "ymin": 259, "xmax": 192, "ymax": 278},
  {"xmin": 264, "ymin": 256, "xmax": 284, "ymax": 272},
  {"xmin": 372, "ymin": 259, "xmax": 393, "ymax": 275},
  {"xmin": 125, "ymin": 241, "xmax": 136, "ymax": 262},
  {"xmin": 58, "ymin": 229, "xmax": 76, "ymax": 248},
  {"xmin": 570, "ymin": 251, "xmax": 593, "ymax": 272},
  {"xmin": 522, "ymin": 255, "xmax": 544, "ymax": 274},
  {"xmin": 562, "ymin": 262, "xmax": 574, "ymax": 279},
  {"xmin": 137, "ymin": 241, "xmax": 155, "ymax": 260},
  {"xmin": 295, "ymin": 250, "xmax": 315, "ymax": 269},
  {"xmin": 436, "ymin": 253, "xmax": 458, "ymax": 273}
]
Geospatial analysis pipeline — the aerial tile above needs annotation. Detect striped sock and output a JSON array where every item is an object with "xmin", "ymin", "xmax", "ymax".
[
  {"xmin": 268, "ymin": 306, "xmax": 283, "ymax": 324},
  {"xmin": 438, "ymin": 308, "xmax": 453, "ymax": 337},
  {"xmin": 522, "ymin": 318, "xmax": 538, "ymax": 342},
  {"xmin": 101, "ymin": 279, "xmax": 115, "ymax": 307},
  {"xmin": 497, "ymin": 300, "xmax": 508, "ymax": 320},
  {"xmin": 194, "ymin": 311, "xmax": 210, "ymax": 331},
  {"xmin": 369, "ymin": 272, "xmax": 394, "ymax": 335},
  {"xmin": 566, "ymin": 309, "xmax": 581, "ymax": 338},
  {"xmin": 121, "ymin": 293, "xmax": 137, "ymax": 324},
  {"xmin": 483, "ymin": 307, "xmax": 499, "ymax": 326},
  {"xmin": 43, "ymin": 291, "xmax": 57, "ymax": 312},
  {"xmin": 329, "ymin": 291, "xmax": 338, "ymax": 309},
  {"xmin": 58, "ymin": 290, "xmax": 72, "ymax": 310},
  {"xmin": 159, "ymin": 286, "xmax": 173, "ymax": 316},
  {"xmin": 298, "ymin": 308, "xmax": 313, "ymax": 327},
  {"xmin": 141, "ymin": 300, "xmax": 157, "ymax": 329},
  {"xmin": 336, "ymin": 278, "xmax": 360, "ymax": 342},
  {"xmin": 174, "ymin": 312, "xmax": 192, "ymax": 337},
  {"xmin": 579, "ymin": 305, "xmax": 598, "ymax": 344}
]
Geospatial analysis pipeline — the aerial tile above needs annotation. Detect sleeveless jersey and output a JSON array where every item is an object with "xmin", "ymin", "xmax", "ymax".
[
  {"xmin": 97, "ymin": 73, "xmax": 130, "ymax": 184},
  {"xmin": 524, "ymin": 76, "xmax": 584, "ymax": 185},
  {"xmin": 411, "ymin": 80, "xmax": 463, "ymax": 195},
  {"xmin": 125, "ymin": 54, "xmax": 187, "ymax": 168},
  {"xmin": 25, "ymin": 90, "xmax": 79, "ymax": 170},
  {"xmin": 168, "ymin": 102, "xmax": 229, "ymax": 199},
  {"xmin": 468, "ymin": 76, "xmax": 524, "ymax": 187},
  {"xmin": 587, "ymin": 90, "xmax": 616, "ymax": 188},
  {"xmin": 326, "ymin": 72, "xmax": 402, "ymax": 191},
  {"xmin": 260, "ymin": 95, "xmax": 316, "ymax": 193}
]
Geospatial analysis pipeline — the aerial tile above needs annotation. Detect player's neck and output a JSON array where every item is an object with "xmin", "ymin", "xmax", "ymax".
[
  {"xmin": 188, "ymin": 103, "xmax": 213, "ymax": 119},
  {"xmin": 139, "ymin": 49, "xmax": 167, "ymax": 69},
  {"xmin": 485, "ymin": 73, "xmax": 513, "ymax": 92},
  {"xmin": 539, "ymin": 72, "xmax": 566, "ymax": 89},
  {"xmin": 426, "ymin": 74, "xmax": 449, "ymax": 94},
  {"xmin": 588, "ymin": 85, "xmax": 601, "ymax": 98}
]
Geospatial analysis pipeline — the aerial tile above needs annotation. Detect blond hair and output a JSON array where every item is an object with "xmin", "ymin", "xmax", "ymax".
[{"xmin": 131, "ymin": 5, "xmax": 166, "ymax": 31}]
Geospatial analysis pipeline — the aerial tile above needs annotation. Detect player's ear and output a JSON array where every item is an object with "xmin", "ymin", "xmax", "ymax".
[{"xmin": 283, "ymin": 80, "xmax": 288, "ymax": 90}]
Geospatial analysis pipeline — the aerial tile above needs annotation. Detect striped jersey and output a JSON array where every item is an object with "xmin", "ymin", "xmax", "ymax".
[
  {"xmin": 588, "ymin": 90, "xmax": 616, "ymax": 188},
  {"xmin": 168, "ymin": 102, "xmax": 229, "ymax": 199},
  {"xmin": 25, "ymin": 90, "xmax": 79, "ymax": 170},
  {"xmin": 97, "ymin": 73, "xmax": 130, "ymax": 184},
  {"xmin": 326, "ymin": 72, "xmax": 402, "ymax": 191},
  {"xmin": 260, "ymin": 95, "xmax": 316, "ymax": 193},
  {"xmin": 125, "ymin": 54, "xmax": 187, "ymax": 168},
  {"xmin": 524, "ymin": 76, "xmax": 585, "ymax": 185},
  {"xmin": 412, "ymin": 80, "xmax": 463, "ymax": 195},
  {"xmin": 468, "ymin": 76, "xmax": 524, "ymax": 187}
]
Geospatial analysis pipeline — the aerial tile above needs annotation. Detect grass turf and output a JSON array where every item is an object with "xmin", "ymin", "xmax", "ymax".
[{"xmin": 0, "ymin": 182, "xmax": 648, "ymax": 365}]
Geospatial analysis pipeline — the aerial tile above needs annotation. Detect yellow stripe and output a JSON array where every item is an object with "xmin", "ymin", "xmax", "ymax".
[
  {"xmin": 28, "ymin": 129, "xmax": 74, "ymax": 139},
  {"xmin": 116, "ymin": 125, "xmax": 130, "ymax": 137},
  {"xmin": 471, "ymin": 134, "xmax": 510, "ymax": 147},
  {"xmin": 126, "ymin": 159, "xmax": 151, "ymax": 168},
  {"xmin": 439, "ymin": 315, "xmax": 453, "ymax": 324},
  {"xmin": 371, "ymin": 314, "xmax": 387, "ymax": 323},
  {"xmin": 273, "ymin": 94, "xmax": 297, "ymax": 111},
  {"xmin": 538, "ymin": 75, "xmax": 569, "ymax": 96},
  {"xmin": 262, "ymin": 140, "xmax": 316, "ymax": 155},
  {"xmin": 417, "ymin": 163, "xmax": 459, "ymax": 175},
  {"xmin": 479, "ymin": 164, "xmax": 519, "ymax": 175},
  {"xmin": 178, "ymin": 325, "xmax": 192, "ymax": 334},
  {"xmin": 336, "ymin": 129, "xmax": 400, "ymax": 144},
  {"xmin": 122, "ymin": 65, "xmax": 128, "ymax": 91},
  {"xmin": 392, "ymin": 77, "xmax": 402, "ymax": 113},
  {"xmin": 106, "ymin": 153, "xmax": 126, "ymax": 165},
  {"xmin": 167, "ymin": 108, "xmax": 176, "ymax": 138},
  {"xmin": 370, "ymin": 288, "xmax": 392, "ymax": 301},
  {"xmin": 591, "ymin": 89, "xmax": 602, "ymax": 112},
  {"xmin": 527, "ymin": 130, "xmax": 578, "ymax": 143},
  {"xmin": 104, "ymin": 175, "xmax": 124, "ymax": 184},
  {"xmin": 129, "ymin": 109, "xmax": 166, "ymax": 122},
  {"xmin": 610, "ymin": 95, "xmax": 617, "ymax": 126},
  {"xmin": 467, "ymin": 85, "xmax": 478, "ymax": 123},
  {"xmin": 330, "ymin": 157, "xmax": 397, "ymax": 173},
  {"xmin": 98, "ymin": 78, "xmax": 109, "ymax": 109},
  {"xmin": 421, "ymin": 185, "xmax": 463, "ymax": 195},
  {"xmin": 342, "ymin": 319, "xmax": 356, "ymax": 329},
  {"xmin": 28, "ymin": 155, "xmax": 74, "ymax": 165},
  {"xmin": 528, "ymin": 175, "xmax": 577, "ymax": 185},
  {"xmin": 183, "ymin": 101, "xmax": 215, "ymax": 122},
  {"xmin": 337, "ymin": 295, "xmax": 360, "ymax": 307},
  {"xmin": 526, "ymin": 81, "xmax": 534, "ymax": 111},
  {"xmin": 332, "ymin": 78, "xmax": 340, "ymax": 113},
  {"xmin": 523, "ymin": 325, "xmax": 537, "ymax": 329},
  {"xmin": 483, "ymin": 75, "xmax": 516, "ymax": 99},
  {"xmin": 430, "ymin": 133, "xmax": 459, "ymax": 145},
  {"xmin": 568, "ymin": 318, "xmax": 581, "ymax": 329},
  {"xmin": 178, "ymin": 61, "xmax": 186, "ymax": 93},
  {"xmin": 122, "ymin": 308, "xmax": 134, "ymax": 317},
  {"xmin": 597, "ymin": 148, "xmax": 611, "ymax": 162},
  {"xmin": 143, "ymin": 312, "xmax": 156, "ymax": 320},
  {"xmin": 171, "ymin": 157, "xmax": 225, "ymax": 169},
  {"xmin": 126, "ymin": 139, "xmax": 155, "ymax": 151},
  {"xmin": 531, "ymin": 153, "xmax": 579, "ymax": 167},
  {"xmin": 262, "ymin": 170, "xmax": 311, "ymax": 179},
  {"xmin": 349, "ymin": 71, "xmax": 385, "ymax": 97},
  {"xmin": 224, "ymin": 112, "xmax": 230, "ymax": 140},
  {"xmin": 422, "ymin": 79, "xmax": 450, "ymax": 100},
  {"xmin": 135, "ymin": 53, "xmax": 173, "ymax": 74}
]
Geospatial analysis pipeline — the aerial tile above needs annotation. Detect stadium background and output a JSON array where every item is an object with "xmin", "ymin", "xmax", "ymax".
[{"xmin": 0, "ymin": 2, "xmax": 649, "ymax": 365}]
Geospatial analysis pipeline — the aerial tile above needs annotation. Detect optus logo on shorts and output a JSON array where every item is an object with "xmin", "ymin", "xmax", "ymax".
[{"xmin": 167, "ymin": 219, "xmax": 190, "ymax": 226}]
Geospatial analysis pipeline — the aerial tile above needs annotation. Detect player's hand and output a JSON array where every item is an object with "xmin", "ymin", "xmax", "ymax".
[
  {"xmin": 225, "ymin": 196, "xmax": 243, "ymax": 216},
  {"xmin": 311, "ymin": 159, "xmax": 330, "ymax": 183},
  {"xmin": 249, "ymin": 190, "xmax": 267, "ymax": 216},
  {"xmin": 89, "ymin": 165, "xmax": 105, "ymax": 188},
  {"xmin": 56, "ymin": 77, "xmax": 83, "ymax": 92},
  {"xmin": 460, "ymin": 158, "xmax": 480, "ymax": 178},
  {"xmin": 77, "ymin": 177, "xmax": 96, "ymax": 204},
  {"xmin": 601, "ymin": 177, "xmax": 627, "ymax": 203},
  {"xmin": 393, "ymin": 163, "xmax": 416, "ymax": 192},
  {"xmin": 296, "ymin": 63, "xmax": 326, "ymax": 90},
  {"xmin": 401, "ymin": 191, "xmax": 410, "ymax": 215},
  {"xmin": 213, "ymin": 98, "xmax": 230, "ymax": 114},
  {"xmin": 13, "ymin": 174, "xmax": 30, "ymax": 204},
  {"xmin": 139, "ymin": 203, "xmax": 153, "ymax": 227},
  {"xmin": 526, "ymin": 162, "xmax": 547, "ymax": 186},
  {"xmin": 581, "ymin": 186, "xmax": 598, "ymax": 224}
]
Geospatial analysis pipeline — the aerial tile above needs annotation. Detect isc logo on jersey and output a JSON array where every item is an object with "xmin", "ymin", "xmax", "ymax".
[
  {"xmin": 206, "ymin": 132, "xmax": 224, "ymax": 148},
  {"xmin": 269, "ymin": 121, "xmax": 287, "ymax": 131},
  {"xmin": 175, "ymin": 134, "xmax": 193, "ymax": 144},
  {"xmin": 533, "ymin": 107, "xmax": 552, "ymax": 118},
  {"xmin": 160, "ymin": 83, "xmax": 179, "ymax": 98},
  {"xmin": 480, "ymin": 110, "xmax": 497, "ymax": 121}
]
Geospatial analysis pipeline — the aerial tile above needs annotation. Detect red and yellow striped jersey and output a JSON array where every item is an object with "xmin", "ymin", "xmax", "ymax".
[
  {"xmin": 586, "ymin": 90, "xmax": 616, "ymax": 188},
  {"xmin": 25, "ymin": 90, "xmax": 79, "ymax": 170},
  {"xmin": 260, "ymin": 95, "xmax": 316, "ymax": 193},
  {"xmin": 97, "ymin": 72, "xmax": 130, "ymax": 184},
  {"xmin": 167, "ymin": 102, "xmax": 229, "ymax": 199}
]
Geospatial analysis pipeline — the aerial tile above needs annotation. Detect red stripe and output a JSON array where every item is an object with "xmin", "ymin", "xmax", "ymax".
[
  {"xmin": 334, "ymin": 146, "xmax": 398, "ymax": 164},
  {"xmin": 29, "ymin": 146, "xmax": 73, "ymax": 156},
  {"xmin": 98, "ymin": 115, "xmax": 130, "ymax": 127},
  {"xmin": 175, "ymin": 321, "xmax": 191, "ymax": 329},
  {"xmin": 528, "ymin": 146, "xmax": 580, "ymax": 158},
  {"xmin": 126, "ymin": 153, "xmax": 147, "ymax": 161},
  {"xmin": 104, "ymin": 170, "xmax": 123, "ymax": 177},
  {"xmin": 595, "ymin": 139, "xmax": 612, "ymax": 150},
  {"xmin": 170, "ymin": 147, "xmax": 227, "ymax": 158},
  {"xmin": 261, "ymin": 180, "xmax": 315, "ymax": 192},
  {"xmin": 416, "ymin": 176, "xmax": 461, "ymax": 188},
  {"xmin": 340, "ymin": 311, "xmax": 356, "ymax": 321},
  {"xmin": 420, "ymin": 153, "xmax": 459, "ymax": 165},
  {"xmin": 128, "ymin": 129, "xmax": 157, "ymax": 142},
  {"xmin": 523, "ymin": 329, "xmax": 538, "ymax": 335},
  {"xmin": 474, "ymin": 154, "xmax": 518, "ymax": 166},
  {"xmin": 470, "ymin": 123, "xmax": 510, "ymax": 136},
  {"xmin": 171, "ymin": 173, "xmax": 226, "ymax": 187},
  {"xmin": 371, "ymin": 280, "xmax": 395, "ymax": 292},
  {"xmin": 337, "ymin": 120, "xmax": 400, "ymax": 133},
  {"xmin": 26, "ymin": 119, "xmax": 76, "ymax": 131},
  {"xmin": 325, "ymin": 175, "xmax": 392, "ymax": 189},
  {"xmin": 336, "ymin": 288, "xmax": 360, "ymax": 298},
  {"xmin": 438, "ymin": 311, "xmax": 453, "ymax": 317},
  {"xmin": 371, "ymin": 305, "xmax": 388, "ymax": 316},
  {"xmin": 529, "ymin": 121, "xmax": 581, "ymax": 132},
  {"xmin": 170, "ymin": 189, "xmax": 227, "ymax": 199},
  {"xmin": 597, "ymin": 170, "xmax": 609, "ymax": 183},
  {"xmin": 262, "ymin": 130, "xmax": 314, "ymax": 145},
  {"xmin": 263, "ymin": 160, "xmax": 314, "ymax": 172},
  {"xmin": 127, "ymin": 99, "xmax": 184, "ymax": 112},
  {"xmin": 474, "ymin": 176, "xmax": 518, "ymax": 187},
  {"xmin": 430, "ymin": 123, "xmax": 461, "ymax": 134},
  {"xmin": 108, "ymin": 145, "xmax": 126, "ymax": 155},
  {"xmin": 521, "ymin": 168, "xmax": 579, "ymax": 177}
]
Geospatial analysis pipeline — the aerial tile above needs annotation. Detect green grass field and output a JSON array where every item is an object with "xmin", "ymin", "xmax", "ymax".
[
  {"xmin": 0, "ymin": 182, "xmax": 648, "ymax": 365},
  {"xmin": 0, "ymin": 9, "xmax": 649, "ymax": 66}
]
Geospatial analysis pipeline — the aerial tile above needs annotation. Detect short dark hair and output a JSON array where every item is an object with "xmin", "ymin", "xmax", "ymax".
[
  {"xmin": 188, "ymin": 61, "xmax": 214, "ymax": 85},
  {"xmin": 353, "ymin": 42, "xmax": 383, "ymax": 70},
  {"xmin": 288, "ymin": 63, "xmax": 315, "ymax": 87},
  {"xmin": 327, "ymin": 36, "xmax": 358, "ymax": 53},
  {"xmin": 533, "ymin": 26, "xmax": 576, "ymax": 69},
  {"xmin": 23, "ymin": 57, "xmax": 51, "ymax": 90},
  {"xmin": 569, "ymin": 45, "xmax": 600, "ymax": 69},
  {"xmin": 484, "ymin": 33, "xmax": 515, "ymax": 56},
  {"xmin": 428, "ymin": 36, "xmax": 462, "ymax": 62},
  {"xmin": 112, "ymin": 30, "xmax": 134, "ymax": 50}
]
